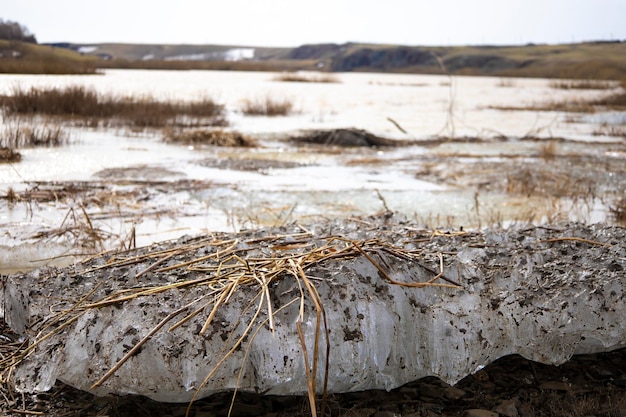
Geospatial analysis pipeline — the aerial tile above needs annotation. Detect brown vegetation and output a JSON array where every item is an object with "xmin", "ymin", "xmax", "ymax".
[
  {"xmin": 97, "ymin": 58, "xmax": 317, "ymax": 73},
  {"xmin": 1, "ymin": 121, "xmax": 68, "ymax": 148},
  {"xmin": 273, "ymin": 72, "xmax": 340, "ymax": 83},
  {"xmin": 1, "ymin": 85, "xmax": 227, "ymax": 128},
  {"xmin": 491, "ymin": 79, "xmax": 626, "ymax": 113},
  {"xmin": 241, "ymin": 96, "xmax": 295, "ymax": 116},
  {"xmin": 539, "ymin": 141, "xmax": 558, "ymax": 160},
  {"xmin": 610, "ymin": 197, "xmax": 626, "ymax": 224},
  {"xmin": 591, "ymin": 86, "xmax": 626, "ymax": 109},
  {"xmin": 0, "ymin": 147, "xmax": 21, "ymax": 163},
  {"xmin": 592, "ymin": 123, "xmax": 626, "ymax": 137},
  {"xmin": 549, "ymin": 79, "xmax": 616, "ymax": 90}
]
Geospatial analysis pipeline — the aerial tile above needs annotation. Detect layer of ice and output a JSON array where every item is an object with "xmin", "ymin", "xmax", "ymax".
[{"xmin": 3, "ymin": 216, "xmax": 625, "ymax": 402}]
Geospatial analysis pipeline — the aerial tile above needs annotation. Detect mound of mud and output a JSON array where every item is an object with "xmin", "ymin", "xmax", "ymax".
[
  {"xmin": 2, "ymin": 214, "xmax": 625, "ymax": 403},
  {"xmin": 291, "ymin": 128, "xmax": 412, "ymax": 147}
]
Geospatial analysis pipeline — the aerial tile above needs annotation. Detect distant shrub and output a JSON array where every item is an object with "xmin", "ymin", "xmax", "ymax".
[{"xmin": 0, "ymin": 19, "xmax": 37, "ymax": 43}]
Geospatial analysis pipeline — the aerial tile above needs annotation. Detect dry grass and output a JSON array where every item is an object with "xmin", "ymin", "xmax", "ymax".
[
  {"xmin": 1, "ymin": 85, "xmax": 227, "ymax": 128},
  {"xmin": 0, "ymin": 147, "xmax": 21, "ymax": 163},
  {"xmin": 490, "ymin": 79, "xmax": 626, "ymax": 113},
  {"xmin": 496, "ymin": 78, "xmax": 516, "ymax": 87},
  {"xmin": 505, "ymin": 166, "xmax": 596, "ymax": 200},
  {"xmin": 273, "ymin": 72, "xmax": 340, "ymax": 83},
  {"xmin": 1, "ymin": 121, "xmax": 69, "ymax": 148},
  {"xmin": 592, "ymin": 123, "xmax": 626, "ymax": 137},
  {"xmin": 609, "ymin": 197, "xmax": 626, "ymax": 224},
  {"xmin": 591, "ymin": 90, "xmax": 626, "ymax": 109},
  {"xmin": 164, "ymin": 129, "xmax": 258, "ymax": 147},
  {"xmin": 98, "ymin": 58, "xmax": 318, "ymax": 73},
  {"xmin": 5, "ymin": 187, "xmax": 17, "ymax": 202},
  {"xmin": 490, "ymin": 98, "xmax": 598, "ymax": 113},
  {"xmin": 539, "ymin": 141, "xmax": 558, "ymax": 160},
  {"xmin": 241, "ymin": 96, "xmax": 295, "ymax": 116},
  {"xmin": 548, "ymin": 79, "xmax": 616, "ymax": 90}
]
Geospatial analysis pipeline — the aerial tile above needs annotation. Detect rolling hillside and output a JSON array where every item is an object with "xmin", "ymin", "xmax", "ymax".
[{"xmin": 3, "ymin": 38, "xmax": 626, "ymax": 79}]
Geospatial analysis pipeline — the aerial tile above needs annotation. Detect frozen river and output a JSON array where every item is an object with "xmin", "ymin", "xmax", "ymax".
[{"xmin": 1, "ymin": 69, "xmax": 624, "ymax": 271}]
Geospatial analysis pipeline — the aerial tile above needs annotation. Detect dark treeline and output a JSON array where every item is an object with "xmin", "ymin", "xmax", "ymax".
[{"xmin": 0, "ymin": 18, "xmax": 37, "ymax": 43}]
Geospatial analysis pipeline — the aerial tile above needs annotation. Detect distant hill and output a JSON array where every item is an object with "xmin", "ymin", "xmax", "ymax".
[
  {"xmin": 4, "ymin": 39, "xmax": 626, "ymax": 79},
  {"xmin": 55, "ymin": 40, "xmax": 626, "ymax": 79}
]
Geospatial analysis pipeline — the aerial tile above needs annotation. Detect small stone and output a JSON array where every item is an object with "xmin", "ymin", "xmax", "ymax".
[
  {"xmin": 495, "ymin": 399, "xmax": 519, "ymax": 417},
  {"xmin": 463, "ymin": 410, "xmax": 499, "ymax": 417},
  {"xmin": 444, "ymin": 386, "xmax": 466, "ymax": 400}
]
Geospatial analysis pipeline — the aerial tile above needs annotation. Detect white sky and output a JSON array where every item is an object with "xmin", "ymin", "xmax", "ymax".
[{"xmin": 4, "ymin": 0, "xmax": 626, "ymax": 47}]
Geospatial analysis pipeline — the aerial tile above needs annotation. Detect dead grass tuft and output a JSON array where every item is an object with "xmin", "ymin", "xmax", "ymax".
[
  {"xmin": 241, "ymin": 96, "xmax": 294, "ymax": 116},
  {"xmin": 496, "ymin": 78, "xmax": 516, "ymax": 87},
  {"xmin": 539, "ymin": 141, "xmax": 558, "ymax": 160},
  {"xmin": 1, "ymin": 121, "xmax": 69, "ymax": 148},
  {"xmin": 592, "ymin": 123, "xmax": 626, "ymax": 137},
  {"xmin": 610, "ymin": 197, "xmax": 626, "ymax": 224},
  {"xmin": 592, "ymin": 90, "xmax": 626, "ymax": 109},
  {"xmin": 0, "ymin": 147, "xmax": 21, "ymax": 163},
  {"xmin": 5, "ymin": 187, "xmax": 17, "ymax": 202},
  {"xmin": 273, "ymin": 72, "xmax": 340, "ymax": 83},
  {"xmin": 506, "ymin": 166, "xmax": 596, "ymax": 200},
  {"xmin": 164, "ymin": 129, "xmax": 258, "ymax": 147}
]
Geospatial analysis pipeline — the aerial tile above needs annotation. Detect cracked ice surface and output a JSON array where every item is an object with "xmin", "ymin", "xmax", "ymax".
[{"xmin": 2, "ymin": 215, "xmax": 625, "ymax": 402}]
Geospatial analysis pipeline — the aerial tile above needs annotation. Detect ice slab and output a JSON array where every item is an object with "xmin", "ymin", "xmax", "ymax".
[{"xmin": 3, "ymin": 215, "xmax": 625, "ymax": 402}]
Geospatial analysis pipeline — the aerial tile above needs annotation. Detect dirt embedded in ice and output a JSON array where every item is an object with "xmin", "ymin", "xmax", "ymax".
[{"xmin": 3, "ymin": 214, "xmax": 625, "ymax": 403}]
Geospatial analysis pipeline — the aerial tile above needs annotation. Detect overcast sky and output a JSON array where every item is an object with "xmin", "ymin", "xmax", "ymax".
[{"xmin": 4, "ymin": 0, "xmax": 626, "ymax": 47}]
